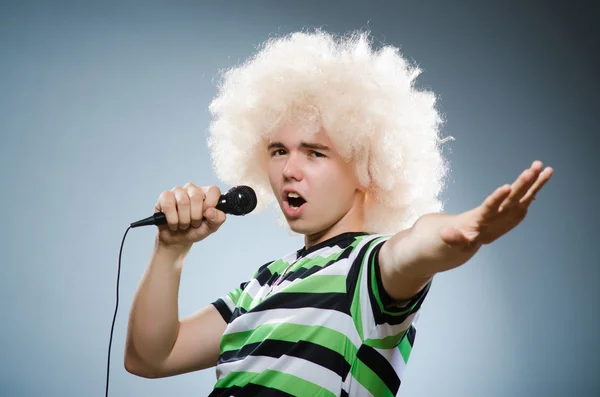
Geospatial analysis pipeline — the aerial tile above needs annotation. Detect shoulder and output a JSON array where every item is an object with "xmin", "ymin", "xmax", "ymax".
[{"xmin": 349, "ymin": 233, "xmax": 393, "ymax": 259}]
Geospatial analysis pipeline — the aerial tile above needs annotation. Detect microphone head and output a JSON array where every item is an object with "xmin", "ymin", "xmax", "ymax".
[{"xmin": 223, "ymin": 185, "xmax": 257, "ymax": 215}]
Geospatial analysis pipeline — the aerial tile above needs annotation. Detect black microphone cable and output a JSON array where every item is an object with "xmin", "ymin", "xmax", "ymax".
[
  {"xmin": 105, "ymin": 185, "xmax": 257, "ymax": 396},
  {"xmin": 106, "ymin": 225, "xmax": 131, "ymax": 397}
]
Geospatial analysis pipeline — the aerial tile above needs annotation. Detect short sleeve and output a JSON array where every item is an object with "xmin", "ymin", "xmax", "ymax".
[
  {"xmin": 348, "ymin": 235, "xmax": 432, "ymax": 348},
  {"xmin": 210, "ymin": 261, "xmax": 274, "ymax": 323},
  {"xmin": 211, "ymin": 280, "xmax": 249, "ymax": 324}
]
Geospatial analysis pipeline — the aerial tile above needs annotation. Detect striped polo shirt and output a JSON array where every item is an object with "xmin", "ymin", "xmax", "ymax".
[{"xmin": 211, "ymin": 232, "xmax": 432, "ymax": 396}]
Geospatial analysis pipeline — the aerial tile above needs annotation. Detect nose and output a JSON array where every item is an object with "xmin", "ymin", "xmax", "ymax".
[{"xmin": 282, "ymin": 152, "xmax": 303, "ymax": 181}]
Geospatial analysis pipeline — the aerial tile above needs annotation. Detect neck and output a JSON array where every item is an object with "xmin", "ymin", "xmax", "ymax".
[{"xmin": 303, "ymin": 192, "xmax": 366, "ymax": 248}]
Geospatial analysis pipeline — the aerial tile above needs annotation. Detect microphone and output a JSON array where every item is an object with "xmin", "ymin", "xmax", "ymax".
[{"xmin": 130, "ymin": 185, "xmax": 257, "ymax": 228}]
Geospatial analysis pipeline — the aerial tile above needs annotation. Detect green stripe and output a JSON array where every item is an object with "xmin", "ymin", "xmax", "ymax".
[
  {"xmin": 363, "ymin": 328, "xmax": 409, "ymax": 349},
  {"xmin": 281, "ymin": 275, "xmax": 346, "ymax": 294},
  {"xmin": 237, "ymin": 290, "xmax": 260, "ymax": 312},
  {"xmin": 350, "ymin": 259, "xmax": 365, "ymax": 340},
  {"xmin": 237, "ymin": 274, "xmax": 347, "ymax": 309},
  {"xmin": 215, "ymin": 370, "xmax": 336, "ymax": 397},
  {"xmin": 350, "ymin": 236, "xmax": 387, "ymax": 341},
  {"xmin": 369, "ymin": 237, "xmax": 423, "ymax": 317},
  {"xmin": 221, "ymin": 323, "xmax": 358, "ymax": 363},
  {"xmin": 227, "ymin": 288, "xmax": 243, "ymax": 306},
  {"xmin": 295, "ymin": 250, "xmax": 345, "ymax": 271},
  {"xmin": 266, "ymin": 258, "xmax": 290, "ymax": 274},
  {"xmin": 350, "ymin": 356, "xmax": 394, "ymax": 397},
  {"xmin": 398, "ymin": 336, "xmax": 413, "ymax": 363}
]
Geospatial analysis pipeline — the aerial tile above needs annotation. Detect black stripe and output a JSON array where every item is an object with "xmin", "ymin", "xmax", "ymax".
[
  {"xmin": 209, "ymin": 384, "xmax": 296, "ymax": 397},
  {"xmin": 340, "ymin": 389, "xmax": 349, "ymax": 397},
  {"xmin": 251, "ymin": 292, "xmax": 350, "ymax": 314},
  {"xmin": 372, "ymin": 286, "xmax": 429, "ymax": 326},
  {"xmin": 406, "ymin": 325, "xmax": 416, "ymax": 347},
  {"xmin": 211, "ymin": 299, "xmax": 232, "ymax": 323},
  {"xmin": 346, "ymin": 238, "xmax": 373, "ymax": 307},
  {"xmin": 368, "ymin": 242, "xmax": 432, "ymax": 325},
  {"xmin": 219, "ymin": 339, "xmax": 351, "ymax": 378},
  {"xmin": 285, "ymin": 246, "xmax": 353, "ymax": 283},
  {"xmin": 296, "ymin": 232, "xmax": 369, "ymax": 258},
  {"xmin": 252, "ymin": 234, "xmax": 366, "ymax": 290},
  {"xmin": 229, "ymin": 306, "xmax": 247, "ymax": 323},
  {"xmin": 366, "ymin": 240, "xmax": 390, "ymax": 324},
  {"xmin": 255, "ymin": 261, "xmax": 276, "ymax": 286},
  {"xmin": 356, "ymin": 345, "xmax": 401, "ymax": 395}
]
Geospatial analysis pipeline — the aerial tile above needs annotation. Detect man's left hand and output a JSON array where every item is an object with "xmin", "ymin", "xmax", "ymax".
[{"xmin": 440, "ymin": 160, "xmax": 553, "ymax": 250}]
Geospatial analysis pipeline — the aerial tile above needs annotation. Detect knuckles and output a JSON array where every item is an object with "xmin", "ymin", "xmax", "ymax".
[
  {"xmin": 204, "ymin": 185, "xmax": 221, "ymax": 205},
  {"xmin": 156, "ymin": 183, "xmax": 226, "ymax": 234}
]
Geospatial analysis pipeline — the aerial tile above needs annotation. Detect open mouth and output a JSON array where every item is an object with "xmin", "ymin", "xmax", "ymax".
[{"xmin": 286, "ymin": 192, "xmax": 307, "ymax": 210}]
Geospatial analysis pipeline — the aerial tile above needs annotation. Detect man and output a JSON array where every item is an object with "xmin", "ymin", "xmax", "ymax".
[{"xmin": 124, "ymin": 30, "xmax": 553, "ymax": 396}]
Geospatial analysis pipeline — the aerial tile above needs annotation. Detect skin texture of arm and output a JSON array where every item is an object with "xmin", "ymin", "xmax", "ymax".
[
  {"xmin": 124, "ymin": 242, "xmax": 227, "ymax": 378},
  {"xmin": 379, "ymin": 160, "xmax": 553, "ymax": 301}
]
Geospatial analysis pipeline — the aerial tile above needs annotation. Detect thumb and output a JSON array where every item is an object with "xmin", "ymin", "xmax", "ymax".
[
  {"xmin": 440, "ymin": 226, "xmax": 474, "ymax": 247},
  {"xmin": 202, "ymin": 207, "xmax": 226, "ymax": 231}
]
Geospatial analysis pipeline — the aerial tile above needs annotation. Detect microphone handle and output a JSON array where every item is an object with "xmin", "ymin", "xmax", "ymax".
[{"xmin": 130, "ymin": 197, "xmax": 228, "ymax": 228}]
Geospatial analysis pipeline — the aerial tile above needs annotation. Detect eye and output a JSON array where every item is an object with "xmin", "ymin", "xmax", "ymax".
[
  {"xmin": 271, "ymin": 149, "xmax": 286, "ymax": 157},
  {"xmin": 309, "ymin": 151, "xmax": 326, "ymax": 158}
]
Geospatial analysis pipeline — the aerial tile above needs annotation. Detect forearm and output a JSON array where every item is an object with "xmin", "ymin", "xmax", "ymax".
[
  {"xmin": 381, "ymin": 212, "xmax": 482, "ymax": 302},
  {"xmin": 390, "ymin": 213, "xmax": 480, "ymax": 279},
  {"xmin": 125, "ymin": 238, "xmax": 192, "ymax": 368}
]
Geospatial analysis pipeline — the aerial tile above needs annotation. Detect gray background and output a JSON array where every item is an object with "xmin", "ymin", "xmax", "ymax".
[{"xmin": 1, "ymin": 1, "xmax": 598, "ymax": 396}]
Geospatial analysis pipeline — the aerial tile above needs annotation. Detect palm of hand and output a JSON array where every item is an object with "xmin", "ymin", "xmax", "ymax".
[{"xmin": 441, "ymin": 160, "xmax": 553, "ymax": 248}]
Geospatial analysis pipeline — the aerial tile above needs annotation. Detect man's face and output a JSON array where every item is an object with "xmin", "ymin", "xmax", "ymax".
[{"xmin": 267, "ymin": 121, "xmax": 363, "ymax": 236}]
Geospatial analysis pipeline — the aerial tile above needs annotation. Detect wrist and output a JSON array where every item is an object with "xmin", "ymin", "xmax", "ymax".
[
  {"xmin": 153, "ymin": 237, "xmax": 192, "ymax": 260},
  {"xmin": 411, "ymin": 213, "xmax": 470, "ymax": 272}
]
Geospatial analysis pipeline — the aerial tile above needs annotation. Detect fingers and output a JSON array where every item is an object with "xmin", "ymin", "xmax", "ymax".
[
  {"xmin": 155, "ymin": 183, "xmax": 221, "ymax": 232},
  {"xmin": 479, "ymin": 184, "xmax": 512, "ymax": 220},
  {"xmin": 155, "ymin": 190, "xmax": 179, "ymax": 231},
  {"xmin": 173, "ymin": 186, "xmax": 191, "ymax": 230},
  {"xmin": 201, "ymin": 185, "xmax": 226, "ymax": 228},
  {"xmin": 498, "ymin": 165, "xmax": 538, "ymax": 212},
  {"xmin": 520, "ymin": 165, "xmax": 553, "ymax": 205},
  {"xmin": 202, "ymin": 185, "xmax": 222, "ymax": 210},
  {"xmin": 498, "ymin": 160, "xmax": 552, "ymax": 212},
  {"xmin": 185, "ymin": 183, "xmax": 205, "ymax": 228}
]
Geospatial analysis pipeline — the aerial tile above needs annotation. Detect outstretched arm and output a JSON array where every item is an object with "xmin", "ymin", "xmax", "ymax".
[{"xmin": 379, "ymin": 160, "xmax": 554, "ymax": 301}]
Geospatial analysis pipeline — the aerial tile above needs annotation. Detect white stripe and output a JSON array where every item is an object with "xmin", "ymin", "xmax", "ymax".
[
  {"xmin": 373, "ymin": 347, "xmax": 407, "ymax": 388},
  {"xmin": 353, "ymin": 235, "xmax": 391, "ymax": 339},
  {"xmin": 413, "ymin": 310, "xmax": 421, "ymax": 325},
  {"xmin": 342, "ymin": 372, "xmax": 372, "ymax": 397},
  {"xmin": 239, "ymin": 250, "xmax": 356, "ymax": 307},
  {"xmin": 241, "ymin": 279, "xmax": 263, "ymax": 301},
  {"xmin": 269, "ymin": 257, "xmax": 352, "ymax": 295},
  {"xmin": 371, "ymin": 312, "xmax": 416, "ymax": 341},
  {"xmin": 311, "ymin": 257, "xmax": 351, "ymax": 276},
  {"xmin": 303, "ymin": 244, "xmax": 345, "ymax": 260},
  {"xmin": 222, "ymin": 295, "xmax": 236, "ymax": 313},
  {"xmin": 217, "ymin": 355, "xmax": 341, "ymax": 395},
  {"xmin": 358, "ymin": 256, "xmax": 376, "ymax": 339},
  {"xmin": 356, "ymin": 236, "xmax": 384, "ymax": 338},
  {"xmin": 244, "ymin": 240, "xmax": 355, "ymax": 301},
  {"xmin": 224, "ymin": 307, "xmax": 362, "ymax": 348}
]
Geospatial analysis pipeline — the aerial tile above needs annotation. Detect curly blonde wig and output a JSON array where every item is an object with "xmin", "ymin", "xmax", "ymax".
[{"xmin": 207, "ymin": 29, "xmax": 451, "ymax": 234}]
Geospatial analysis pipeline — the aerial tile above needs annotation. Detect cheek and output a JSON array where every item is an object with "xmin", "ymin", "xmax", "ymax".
[
  {"xmin": 312, "ymin": 167, "xmax": 357, "ymax": 202},
  {"xmin": 267, "ymin": 163, "xmax": 281, "ymax": 192}
]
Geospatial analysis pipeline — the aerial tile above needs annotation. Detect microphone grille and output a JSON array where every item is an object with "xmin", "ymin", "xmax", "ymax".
[{"xmin": 228, "ymin": 185, "xmax": 257, "ymax": 215}]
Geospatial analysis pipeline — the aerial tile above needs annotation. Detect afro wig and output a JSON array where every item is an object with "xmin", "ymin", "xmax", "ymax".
[{"xmin": 207, "ymin": 29, "xmax": 452, "ymax": 234}]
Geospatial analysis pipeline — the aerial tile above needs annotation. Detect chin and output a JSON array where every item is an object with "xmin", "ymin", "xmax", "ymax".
[
  {"xmin": 286, "ymin": 220, "xmax": 313, "ymax": 235},
  {"xmin": 284, "ymin": 218, "xmax": 313, "ymax": 234},
  {"xmin": 286, "ymin": 218, "xmax": 333, "ymax": 237}
]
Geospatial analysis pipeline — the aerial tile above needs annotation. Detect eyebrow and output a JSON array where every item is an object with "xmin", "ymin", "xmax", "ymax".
[{"xmin": 267, "ymin": 141, "xmax": 331, "ymax": 151}]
